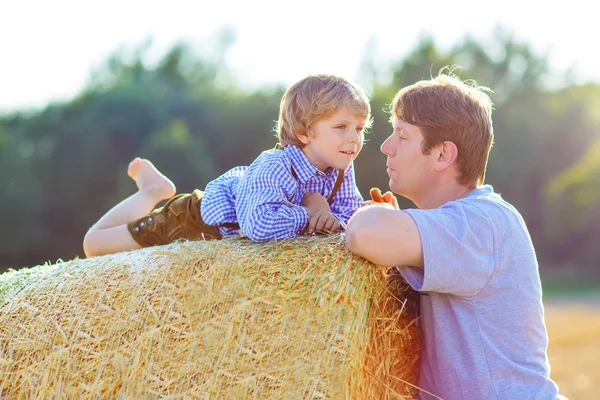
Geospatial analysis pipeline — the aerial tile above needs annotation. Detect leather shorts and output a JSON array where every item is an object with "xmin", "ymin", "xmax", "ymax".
[{"xmin": 127, "ymin": 189, "xmax": 222, "ymax": 248}]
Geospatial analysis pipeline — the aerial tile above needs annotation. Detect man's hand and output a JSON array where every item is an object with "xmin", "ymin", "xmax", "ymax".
[
  {"xmin": 367, "ymin": 187, "xmax": 399, "ymax": 209},
  {"xmin": 302, "ymin": 192, "xmax": 341, "ymax": 234}
]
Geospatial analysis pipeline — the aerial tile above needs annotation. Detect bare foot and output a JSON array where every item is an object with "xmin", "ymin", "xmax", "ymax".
[{"xmin": 127, "ymin": 158, "xmax": 176, "ymax": 201}]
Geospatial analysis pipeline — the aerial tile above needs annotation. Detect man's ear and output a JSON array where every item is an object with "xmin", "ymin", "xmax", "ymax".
[{"xmin": 434, "ymin": 141, "xmax": 458, "ymax": 172}]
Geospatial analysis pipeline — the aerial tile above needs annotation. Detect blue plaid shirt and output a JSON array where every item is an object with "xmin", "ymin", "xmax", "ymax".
[{"xmin": 200, "ymin": 145, "xmax": 363, "ymax": 242}]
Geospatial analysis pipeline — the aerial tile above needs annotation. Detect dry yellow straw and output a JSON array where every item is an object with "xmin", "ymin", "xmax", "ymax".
[{"xmin": 0, "ymin": 234, "xmax": 421, "ymax": 399}]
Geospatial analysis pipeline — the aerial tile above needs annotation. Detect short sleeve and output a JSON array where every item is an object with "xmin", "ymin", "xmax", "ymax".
[{"xmin": 398, "ymin": 202, "xmax": 496, "ymax": 297}]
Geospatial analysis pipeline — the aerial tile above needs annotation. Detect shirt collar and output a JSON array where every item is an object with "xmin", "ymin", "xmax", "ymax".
[
  {"xmin": 284, "ymin": 145, "xmax": 335, "ymax": 183},
  {"xmin": 467, "ymin": 184, "xmax": 493, "ymax": 198}
]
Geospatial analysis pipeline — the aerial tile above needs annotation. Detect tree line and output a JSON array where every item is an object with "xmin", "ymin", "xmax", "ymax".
[{"xmin": 1, "ymin": 29, "xmax": 599, "ymax": 275}]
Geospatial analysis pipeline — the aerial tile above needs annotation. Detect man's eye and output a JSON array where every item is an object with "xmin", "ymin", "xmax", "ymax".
[{"xmin": 336, "ymin": 125, "xmax": 346, "ymax": 129}]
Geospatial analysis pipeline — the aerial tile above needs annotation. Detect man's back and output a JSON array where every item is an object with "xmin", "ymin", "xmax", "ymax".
[{"xmin": 398, "ymin": 185, "xmax": 562, "ymax": 399}]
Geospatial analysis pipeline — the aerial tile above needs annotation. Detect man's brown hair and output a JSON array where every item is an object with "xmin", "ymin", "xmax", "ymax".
[{"xmin": 391, "ymin": 67, "xmax": 494, "ymax": 187}]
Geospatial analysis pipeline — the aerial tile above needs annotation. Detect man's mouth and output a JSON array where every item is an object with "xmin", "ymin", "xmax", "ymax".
[{"xmin": 340, "ymin": 150, "xmax": 354, "ymax": 155}]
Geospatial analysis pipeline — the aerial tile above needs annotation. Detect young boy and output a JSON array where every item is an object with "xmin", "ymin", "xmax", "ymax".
[
  {"xmin": 83, "ymin": 74, "xmax": 371, "ymax": 257},
  {"xmin": 345, "ymin": 70, "xmax": 564, "ymax": 399}
]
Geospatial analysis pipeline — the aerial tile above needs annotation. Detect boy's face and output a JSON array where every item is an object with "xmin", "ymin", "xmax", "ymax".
[
  {"xmin": 381, "ymin": 118, "xmax": 437, "ymax": 201},
  {"xmin": 297, "ymin": 107, "xmax": 367, "ymax": 172}
]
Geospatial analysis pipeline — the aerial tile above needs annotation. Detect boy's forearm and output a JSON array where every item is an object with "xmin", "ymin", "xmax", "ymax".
[
  {"xmin": 239, "ymin": 203, "xmax": 309, "ymax": 241},
  {"xmin": 302, "ymin": 192, "xmax": 330, "ymax": 214}
]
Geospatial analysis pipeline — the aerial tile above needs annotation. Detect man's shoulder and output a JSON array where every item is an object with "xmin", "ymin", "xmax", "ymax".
[
  {"xmin": 452, "ymin": 185, "xmax": 521, "ymax": 221},
  {"xmin": 405, "ymin": 185, "xmax": 522, "ymax": 244},
  {"xmin": 453, "ymin": 186, "xmax": 533, "ymax": 251}
]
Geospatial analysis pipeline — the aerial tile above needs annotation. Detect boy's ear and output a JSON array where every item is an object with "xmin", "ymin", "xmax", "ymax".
[{"xmin": 295, "ymin": 131, "xmax": 311, "ymax": 145}]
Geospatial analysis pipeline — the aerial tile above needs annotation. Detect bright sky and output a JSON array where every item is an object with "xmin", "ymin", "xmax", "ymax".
[{"xmin": 1, "ymin": 0, "xmax": 598, "ymax": 112}]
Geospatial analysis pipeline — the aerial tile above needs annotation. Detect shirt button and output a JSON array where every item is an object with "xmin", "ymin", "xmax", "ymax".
[
  {"xmin": 296, "ymin": 230, "xmax": 302, "ymax": 235},
  {"xmin": 140, "ymin": 221, "xmax": 146, "ymax": 227},
  {"xmin": 133, "ymin": 227, "xmax": 140, "ymax": 233}
]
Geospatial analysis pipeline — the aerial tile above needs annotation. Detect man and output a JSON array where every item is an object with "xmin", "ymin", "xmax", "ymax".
[{"xmin": 345, "ymin": 69, "xmax": 564, "ymax": 399}]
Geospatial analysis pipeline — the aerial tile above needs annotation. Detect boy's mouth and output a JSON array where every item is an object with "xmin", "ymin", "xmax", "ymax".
[{"xmin": 340, "ymin": 150, "xmax": 354, "ymax": 155}]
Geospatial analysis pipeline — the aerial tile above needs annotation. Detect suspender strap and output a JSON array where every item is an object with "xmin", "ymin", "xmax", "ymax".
[
  {"xmin": 220, "ymin": 221, "xmax": 241, "ymax": 229},
  {"xmin": 290, "ymin": 166, "xmax": 299, "ymax": 180},
  {"xmin": 327, "ymin": 168, "xmax": 344, "ymax": 205}
]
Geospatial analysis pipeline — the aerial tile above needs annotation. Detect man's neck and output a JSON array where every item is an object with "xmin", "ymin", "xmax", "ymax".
[{"xmin": 414, "ymin": 182, "xmax": 476, "ymax": 210}]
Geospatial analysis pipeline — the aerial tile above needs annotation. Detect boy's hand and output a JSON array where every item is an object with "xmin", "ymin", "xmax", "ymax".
[
  {"xmin": 366, "ymin": 187, "xmax": 399, "ymax": 209},
  {"xmin": 302, "ymin": 192, "xmax": 341, "ymax": 234}
]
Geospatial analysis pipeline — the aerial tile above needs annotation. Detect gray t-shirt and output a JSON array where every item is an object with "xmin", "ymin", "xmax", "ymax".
[{"xmin": 398, "ymin": 185, "xmax": 564, "ymax": 400}]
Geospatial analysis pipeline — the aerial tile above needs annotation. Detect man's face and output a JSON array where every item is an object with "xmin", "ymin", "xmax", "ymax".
[{"xmin": 380, "ymin": 118, "xmax": 436, "ymax": 202}]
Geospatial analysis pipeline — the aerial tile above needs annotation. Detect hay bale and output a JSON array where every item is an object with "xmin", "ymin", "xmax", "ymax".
[{"xmin": 0, "ymin": 234, "xmax": 421, "ymax": 399}]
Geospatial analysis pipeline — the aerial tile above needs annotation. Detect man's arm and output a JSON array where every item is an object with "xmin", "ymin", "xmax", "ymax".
[{"xmin": 345, "ymin": 205, "xmax": 424, "ymax": 269}]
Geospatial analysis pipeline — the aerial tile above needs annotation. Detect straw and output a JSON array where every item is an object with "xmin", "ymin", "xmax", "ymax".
[{"xmin": 0, "ymin": 234, "xmax": 421, "ymax": 399}]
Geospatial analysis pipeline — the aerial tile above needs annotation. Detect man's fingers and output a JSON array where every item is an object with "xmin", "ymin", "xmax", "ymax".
[
  {"xmin": 370, "ymin": 187, "xmax": 383, "ymax": 202},
  {"xmin": 382, "ymin": 192, "xmax": 394, "ymax": 203},
  {"xmin": 383, "ymin": 191, "xmax": 399, "ymax": 209},
  {"xmin": 370, "ymin": 187, "xmax": 398, "ymax": 207}
]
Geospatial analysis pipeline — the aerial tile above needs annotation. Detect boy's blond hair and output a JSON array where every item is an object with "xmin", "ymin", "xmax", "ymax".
[
  {"xmin": 391, "ymin": 67, "xmax": 494, "ymax": 187},
  {"xmin": 276, "ymin": 74, "xmax": 372, "ymax": 147}
]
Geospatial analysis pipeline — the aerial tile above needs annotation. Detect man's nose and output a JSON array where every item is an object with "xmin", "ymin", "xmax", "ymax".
[{"xmin": 381, "ymin": 136, "xmax": 393, "ymax": 155}]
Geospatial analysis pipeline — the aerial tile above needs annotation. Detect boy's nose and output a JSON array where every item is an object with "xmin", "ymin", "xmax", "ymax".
[{"xmin": 347, "ymin": 130, "xmax": 360, "ymax": 143}]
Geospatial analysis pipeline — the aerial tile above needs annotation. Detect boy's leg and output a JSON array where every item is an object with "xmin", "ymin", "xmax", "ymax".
[
  {"xmin": 84, "ymin": 225, "xmax": 142, "ymax": 257},
  {"xmin": 83, "ymin": 158, "xmax": 176, "ymax": 257}
]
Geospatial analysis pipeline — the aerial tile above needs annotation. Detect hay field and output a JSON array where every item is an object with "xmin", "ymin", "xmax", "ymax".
[
  {"xmin": 3, "ymin": 232, "xmax": 594, "ymax": 399},
  {"xmin": 0, "ymin": 235, "xmax": 421, "ymax": 399},
  {"xmin": 545, "ymin": 300, "xmax": 600, "ymax": 400}
]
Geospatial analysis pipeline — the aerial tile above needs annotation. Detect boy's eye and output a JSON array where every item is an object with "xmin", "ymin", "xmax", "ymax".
[{"xmin": 335, "ymin": 125, "xmax": 346, "ymax": 129}]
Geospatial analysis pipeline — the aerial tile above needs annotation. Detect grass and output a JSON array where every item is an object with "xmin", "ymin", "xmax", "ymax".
[
  {"xmin": 545, "ymin": 302, "xmax": 600, "ymax": 400},
  {"xmin": 542, "ymin": 280, "xmax": 600, "ymax": 296},
  {"xmin": 541, "ymin": 271, "xmax": 600, "ymax": 296}
]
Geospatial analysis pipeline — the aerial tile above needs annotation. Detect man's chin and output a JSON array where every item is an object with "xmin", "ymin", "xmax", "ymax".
[{"xmin": 388, "ymin": 182, "xmax": 406, "ymax": 198}]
